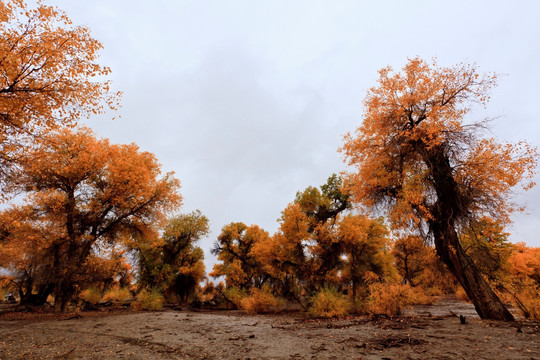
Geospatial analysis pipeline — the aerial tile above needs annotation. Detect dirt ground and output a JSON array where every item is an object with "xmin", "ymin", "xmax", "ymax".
[{"xmin": 0, "ymin": 302, "xmax": 539, "ymax": 360}]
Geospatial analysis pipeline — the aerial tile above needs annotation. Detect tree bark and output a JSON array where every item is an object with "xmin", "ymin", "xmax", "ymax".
[
  {"xmin": 431, "ymin": 218, "xmax": 514, "ymax": 321},
  {"xmin": 19, "ymin": 283, "xmax": 53, "ymax": 306},
  {"xmin": 425, "ymin": 145, "xmax": 514, "ymax": 321}
]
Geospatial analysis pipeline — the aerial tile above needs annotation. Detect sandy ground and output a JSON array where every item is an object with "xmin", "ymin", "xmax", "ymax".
[{"xmin": 0, "ymin": 303, "xmax": 539, "ymax": 360}]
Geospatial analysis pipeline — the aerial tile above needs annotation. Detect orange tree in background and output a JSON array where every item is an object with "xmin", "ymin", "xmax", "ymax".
[
  {"xmin": 250, "ymin": 175, "xmax": 395, "ymax": 310},
  {"xmin": 391, "ymin": 235, "xmax": 429, "ymax": 287},
  {"xmin": 210, "ymin": 222, "xmax": 270, "ymax": 291},
  {"xmin": 0, "ymin": 0, "xmax": 119, "ymax": 190},
  {"xmin": 503, "ymin": 243, "xmax": 540, "ymax": 319},
  {"xmin": 341, "ymin": 58, "xmax": 537, "ymax": 321},
  {"xmin": 0, "ymin": 127, "xmax": 181, "ymax": 312}
]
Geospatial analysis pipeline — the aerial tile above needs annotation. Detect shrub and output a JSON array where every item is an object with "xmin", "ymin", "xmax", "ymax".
[
  {"xmin": 309, "ymin": 287, "xmax": 350, "ymax": 318},
  {"xmin": 368, "ymin": 282, "xmax": 414, "ymax": 316},
  {"xmin": 79, "ymin": 287, "xmax": 102, "ymax": 304},
  {"xmin": 240, "ymin": 287, "xmax": 284, "ymax": 314},
  {"xmin": 131, "ymin": 288, "xmax": 164, "ymax": 311},
  {"xmin": 499, "ymin": 283, "xmax": 540, "ymax": 321},
  {"xmin": 519, "ymin": 286, "xmax": 540, "ymax": 320},
  {"xmin": 102, "ymin": 287, "xmax": 132, "ymax": 302},
  {"xmin": 224, "ymin": 286, "xmax": 248, "ymax": 307}
]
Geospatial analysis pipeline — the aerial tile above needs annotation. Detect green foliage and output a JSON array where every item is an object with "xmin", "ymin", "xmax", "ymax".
[
  {"xmin": 137, "ymin": 210, "xmax": 208, "ymax": 303},
  {"xmin": 223, "ymin": 286, "xmax": 248, "ymax": 307},
  {"xmin": 309, "ymin": 287, "xmax": 350, "ymax": 318},
  {"xmin": 132, "ymin": 288, "xmax": 164, "ymax": 311}
]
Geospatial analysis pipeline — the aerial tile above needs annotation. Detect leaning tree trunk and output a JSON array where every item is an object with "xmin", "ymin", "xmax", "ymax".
[
  {"xmin": 431, "ymin": 218, "xmax": 514, "ymax": 321},
  {"xmin": 425, "ymin": 145, "xmax": 514, "ymax": 321}
]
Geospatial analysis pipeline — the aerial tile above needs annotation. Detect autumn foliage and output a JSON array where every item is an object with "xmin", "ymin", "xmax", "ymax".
[
  {"xmin": 0, "ymin": 0, "xmax": 119, "ymax": 189},
  {"xmin": 0, "ymin": 2, "xmax": 538, "ymax": 323},
  {"xmin": 0, "ymin": 128, "xmax": 181, "ymax": 311},
  {"xmin": 340, "ymin": 58, "xmax": 537, "ymax": 321}
]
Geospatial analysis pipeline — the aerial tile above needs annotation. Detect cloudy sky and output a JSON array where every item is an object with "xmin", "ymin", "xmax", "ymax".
[{"xmin": 48, "ymin": 0, "xmax": 540, "ymax": 269}]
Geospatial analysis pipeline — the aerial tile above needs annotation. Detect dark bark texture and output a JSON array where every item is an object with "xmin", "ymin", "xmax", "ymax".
[{"xmin": 425, "ymin": 145, "xmax": 514, "ymax": 321}]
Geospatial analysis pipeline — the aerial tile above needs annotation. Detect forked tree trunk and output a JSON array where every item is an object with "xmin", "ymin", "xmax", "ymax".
[{"xmin": 425, "ymin": 145, "xmax": 514, "ymax": 321}]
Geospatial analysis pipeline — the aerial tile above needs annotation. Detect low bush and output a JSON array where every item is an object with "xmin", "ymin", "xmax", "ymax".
[
  {"xmin": 102, "ymin": 287, "xmax": 132, "ymax": 302},
  {"xmin": 240, "ymin": 287, "xmax": 284, "ymax": 314},
  {"xmin": 408, "ymin": 286, "xmax": 436, "ymax": 305},
  {"xmin": 309, "ymin": 287, "xmax": 350, "ymax": 318},
  {"xmin": 79, "ymin": 287, "xmax": 102, "ymax": 305},
  {"xmin": 131, "ymin": 288, "xmax": 164, "ymax": 311},
  {"xmin": 224, "ymin": 286, "xmax": 248, "ymax": 308},
  {"xmin": 368, "ymin": 282, "xmax": 413, "ymax": 316}
]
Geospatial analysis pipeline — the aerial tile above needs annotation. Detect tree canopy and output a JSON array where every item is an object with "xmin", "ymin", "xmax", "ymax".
[
  {"xmin": 0, "ymin": 0, "xmax": 119, "ymax": 190},
  {"xmin": 0, "ymin": 127, "xmax": 181, "ymax": 312},
  {"xmin": 341, "ymin": 58, "xmax": 537, "ymax": 321}
]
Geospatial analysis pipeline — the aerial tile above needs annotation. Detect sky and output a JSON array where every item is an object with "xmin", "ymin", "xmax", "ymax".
[{"xmin": 47, "ymin": 0, "xmax": 540, "ymax": 271}]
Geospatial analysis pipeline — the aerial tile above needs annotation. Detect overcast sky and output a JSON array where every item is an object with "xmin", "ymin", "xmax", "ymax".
[{"xmin": 48, "ymin": 0, "xmax": 540, "ymax": 270}]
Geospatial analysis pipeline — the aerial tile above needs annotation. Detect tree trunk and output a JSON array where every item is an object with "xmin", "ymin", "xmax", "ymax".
[
  {"xmin": 53, "ymin": 280, "xmax": 75, "ymax": 313},
  {"xmin": 425, "ymin": 144, "xmax": 514, "ymax": 321},
  {"xmin": 19, "ymin": 283, "xmax": 54, "ymax": 306},
  {"xmin": 431, "ymin": 219, "xmax": 514, "ymax": 321}
]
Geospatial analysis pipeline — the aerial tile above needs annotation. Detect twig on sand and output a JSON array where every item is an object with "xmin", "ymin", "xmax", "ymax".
[{"xmin": 54, "ymin": 347, "xmax": 76, "ymax": 358}]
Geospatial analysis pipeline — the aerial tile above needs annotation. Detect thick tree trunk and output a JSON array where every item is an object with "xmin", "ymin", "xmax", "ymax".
[
  {"xmin": 53, "ymin": 280, "xmax": 75, "ymax": 313},
  {"xmin": 425, "ymin": 144, "xmax": 514, "ymax": 321},
  {"xmin": 431, "ymin": 220, "xmax": 514, "ymax": 321},
  {"xmin": 20, "ymin": 283, "xmax": 54, "ymax": 306}
]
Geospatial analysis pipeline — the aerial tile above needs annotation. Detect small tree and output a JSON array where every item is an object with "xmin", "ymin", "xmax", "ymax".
[
  {"xmin": 137, "ymin": 211, "xmax": 209, "ymax": 303},
  {"xmin": 392, "ymin": 235, "xmax": 430, "ymax": 287},
  {"xmin": 210, "ymin": 222, "xmax": 269, "ymax": 290}
]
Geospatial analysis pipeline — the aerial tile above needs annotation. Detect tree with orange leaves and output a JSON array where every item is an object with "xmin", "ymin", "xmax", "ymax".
[
  {"xmin": 0, "ymin": 0, "xmax": 119, "ymax": 190},
  {"xmin": 0, "ymin": 127, "xmax": 181, "ymax": 312},
  {"xmin": 391, "ymin": 235, "xmax": 430, "ymax": 287},
  {"xmin": 210, "ymin": 222, "xmax": 269, "ymax": 290},
  {"xmin": 341, "ymin": 58, "xmax": 537, "ymax": 321}
]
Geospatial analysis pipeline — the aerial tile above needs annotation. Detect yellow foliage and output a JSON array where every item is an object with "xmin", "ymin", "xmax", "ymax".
[
  {"xmin": 498, "ymin": 243, "xmax": 540, "ymax": 320},
  {"xmin": 131, "ymin": 289, "xmax": 164, "ymax": 311},
  {"xmin": 240, "ymin": 287, "xmax": 284, "ymax": 314},
  {"xmin": 368, "ymin": 282, "xmax": 414, "ymax": 316},
  {"xmin": 407, "ymin": 286, "xmax": 436, "ymax": 305},
  {"xmin": 79, "ymin": 287, "xmax": 102, "ymax": 305},
  {"xmin": 455, "ymin": 286, "xmax": 470, "ymax": 302},
  {"xmin": 0, "ymin": 0, "xmax": 120, "ymax": 174},
  {"xmin": 102, "ymin": 287, "xmax": 132, "ymax": 302},
  {"xmin": 309, "ymin": 287, "xmax": 350, "ymax": 318},
  {"xmin": 515, "ymin": 285, "xmax": 540, "ymax": 320}
]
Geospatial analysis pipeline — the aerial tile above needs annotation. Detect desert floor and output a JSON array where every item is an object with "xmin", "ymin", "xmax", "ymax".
[{"xmin": 0, "ymin": 299, "xmax": 538, "ymax": 359}]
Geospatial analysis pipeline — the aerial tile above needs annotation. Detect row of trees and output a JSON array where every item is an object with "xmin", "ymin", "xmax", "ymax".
[
  {"xmin": 0, "ymin": 1, "xmax": 191, "ymax": 312},
  {"xmin": 209, "ymin": 176, "xmax": 539, "ymax": 319},
  {"xmin": 0, "ymin": 1, "xmax": 538, "ymax": 320},
  {"xmin": 210, "ymin": 59, "xmax": 539, "ymax": 321}
]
